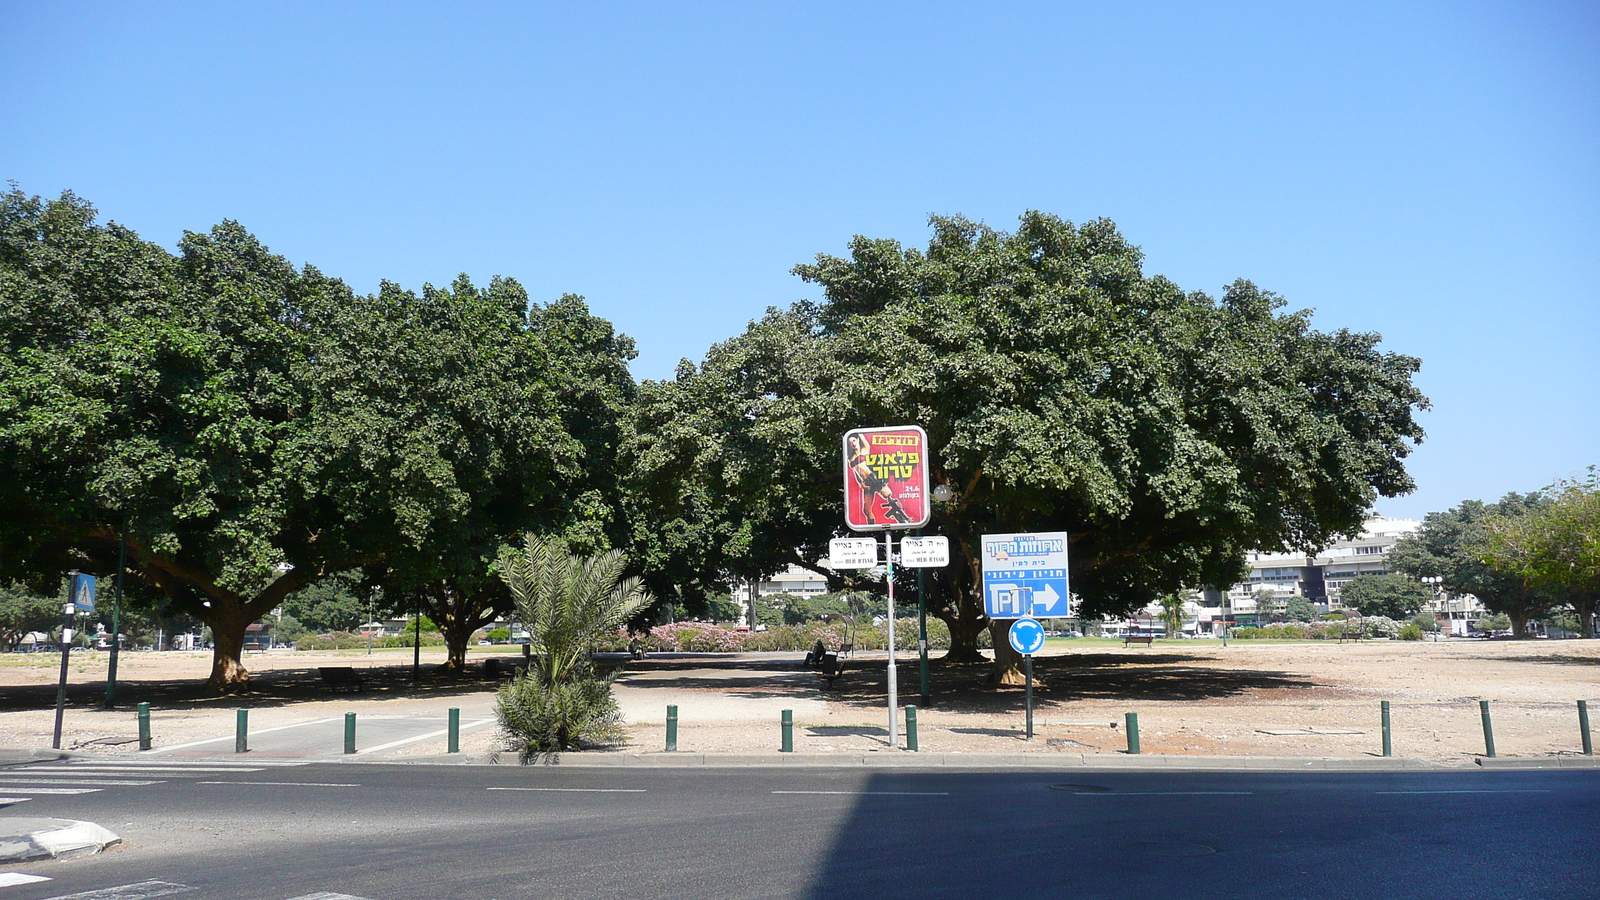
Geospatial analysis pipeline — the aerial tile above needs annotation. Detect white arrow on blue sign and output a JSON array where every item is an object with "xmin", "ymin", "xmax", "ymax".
[{"xmin": 1008, "ymin": 617, "xmax": 1046, "ymax": 656}]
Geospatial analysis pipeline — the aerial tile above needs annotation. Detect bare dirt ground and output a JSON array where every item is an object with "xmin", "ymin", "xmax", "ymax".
[{"xmin": 2, "ymin": 639, "xmax": 1596, "ymax": 764}]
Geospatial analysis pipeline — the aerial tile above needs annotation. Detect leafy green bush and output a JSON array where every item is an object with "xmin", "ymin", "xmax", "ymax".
[
  {"xmin": 1397, "ymin": 623, "xmax": 1425, "ymax": 641},
  {"xmin": 496, "ymin": 672, "xmax": 625, "ymax": 758},
  {"xmin": 294, "ymin": 631, "xmax": 445, "ymax": 650},
  {"xmin": 486, "ymin": 627, "xmax": 511, "ymax": 642}
]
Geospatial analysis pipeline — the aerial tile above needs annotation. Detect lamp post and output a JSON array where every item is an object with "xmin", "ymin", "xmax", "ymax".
[{"xmin": 1421, "ymin": 576, "xmax": 1444, "ymax": 635}]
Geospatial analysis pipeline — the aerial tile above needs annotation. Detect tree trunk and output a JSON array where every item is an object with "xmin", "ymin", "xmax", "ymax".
[
  {"xmin": 988, "ymin": 619, "xmax": 1026, "ymax": 686},
  {"xmin": 940, "ymin": 614, "xmax": 988, "ymax": 664},
  {"xmin": 206, "ymin": 603, "xmax": 252, "ymax": 694},
  {"xmin": 439, "ymin": 615, "xmax": 472, "ymax": 671}
]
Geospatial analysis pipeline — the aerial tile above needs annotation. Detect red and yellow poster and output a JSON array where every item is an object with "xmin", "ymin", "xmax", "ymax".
[{"xmin": 842, "ymin": 426, "xmax": 930, "ymax": 531}]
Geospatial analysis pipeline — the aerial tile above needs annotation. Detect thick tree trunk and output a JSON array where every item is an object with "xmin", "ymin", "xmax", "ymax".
[
  {"xmin": 206, "ymin": 604, "xmax": 252, "ymax": 694},
  {"xmin": 940, "ymin": 612, "xmax": 988, "ymax": 664},
  {"xmin": 988, "ymin": 619, "xmax": 1027, "ymax": 686},
  {"xmin": 439, "ymin": 616, "xmax": 473, "ymax": 671}
]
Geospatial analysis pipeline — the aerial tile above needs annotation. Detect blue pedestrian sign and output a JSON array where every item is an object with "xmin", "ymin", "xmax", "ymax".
[
  {"xmin": 69, "ymin": 573, "xmax": 96, "ymax": 615},
  {"xmin": 1008, "ymin": 617, "xmax": 1046, "ymax": 656},
  {"xmin": 981, "ymin": 532, "xmax": 1071, "ymax": 619}
]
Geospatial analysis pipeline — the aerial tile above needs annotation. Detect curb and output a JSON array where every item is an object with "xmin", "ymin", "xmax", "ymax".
[
  {"xmin": 364, "ymin": 751, "xmax": 1455, "ymax": 771},
  {"xmin": 1475, "ymin": 755, "xmax": 1600, "ymax": 769},
  {"xmin": 0, "ymin": 819, "xmax": 121, "ymax": 863}
]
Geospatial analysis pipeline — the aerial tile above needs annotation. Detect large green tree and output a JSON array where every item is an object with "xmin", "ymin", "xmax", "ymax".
[
  {"xmin": 0, "ymin": 189, "xmax": 634, "ymax": 687},
  {"xmin": 1338, "ymin": 573, "xmax": 1431, "ymax": 620},
  {"xmin": 627, "ymin": 213, "xmax": 1429, "ymax": 682},
  {"xmin": 1480, "ymin": 471, "xmax": 1599, "ymax": 636},
  {"xmin": 1389, "ymin": 494, "xmax": 1557, "ymax": 637}
]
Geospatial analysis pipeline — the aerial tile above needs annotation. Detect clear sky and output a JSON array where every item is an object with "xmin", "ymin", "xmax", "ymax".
[{"xmin": 3, "ymin": 1, "xmax": 1595, "ymax": 521}]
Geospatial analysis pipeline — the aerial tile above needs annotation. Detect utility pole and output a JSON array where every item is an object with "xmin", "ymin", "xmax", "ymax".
[{"xmin": 105, "ymin": 517, "xmax": 127, "ymax": 708}]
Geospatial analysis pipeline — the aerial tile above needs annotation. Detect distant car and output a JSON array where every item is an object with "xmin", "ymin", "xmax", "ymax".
[{"xmin": 477, "ymin": 640, "xmax": 491, "ymax": 646}]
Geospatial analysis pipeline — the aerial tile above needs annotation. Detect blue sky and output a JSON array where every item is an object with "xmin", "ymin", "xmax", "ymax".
[{"xmin": 3, "ymin": 1, "xmax": 1595, "ymax": 521}]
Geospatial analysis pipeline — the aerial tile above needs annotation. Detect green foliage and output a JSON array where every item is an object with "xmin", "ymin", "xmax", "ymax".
[
  {"xmin": 1474, "ymin": 613, "xmax": 1512, "ymax": 634},
  {"xmin": 1480, "ymin": 471, "xmax": 1599, "ymax": 634},
  {"xmin": 1396, "ymin": 623, "xmax": 1425, "ymax": 641},
  {"xmin": 625, "ymin": 212, "xmax": 1427, "ymax": 676},
  {"xmin": 271, "ymin": 613, "xmax": 308, "ymax": 643},
  {"xmin": 702, "ymin": 595, "xmax": 745, "ymax": 624},
  {"xmin": 282, "ymin": 571, "xmax": 369, "ymax": 634},
  {"xmin": 1410, "ymin": 611, "xmax": 1440, "ymax": 632},
  {"xmin": 1158, "ymin": 594, "xmax": 1187, "ymax": 636},
  {"xmin": 486, "ymin": 627, "xmax": 511, "ymax": 642},
  {"xmin": 1339, "ymin": 574, "xmax": 1432, "ymax": 619},
  {"xmin": 1284, "ymin": 596, "xmax": 1318, "ymax": 622},
  {"xmin": 294, "ymin": 631, "xmax": 446, "ymax": 650},
  {"xmin": 401, "ymin": 616, "xmax": 439, "ymax": 635},
  {"xmin": 0, "ymin": 582, "xmax": 63, "ymax": 651},
  {"xmin": 496, "ymin": 674, "xmax": 625, "ymax": 758}
]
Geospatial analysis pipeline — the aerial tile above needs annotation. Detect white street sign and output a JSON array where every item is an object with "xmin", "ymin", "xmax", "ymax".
[
  {"xmin": 899, "ymin": 536, "xmax": 950, "ymax": 568},
  {"xmin": 828, "ymin": 537, "xmax": 880, "ymax": 569}
]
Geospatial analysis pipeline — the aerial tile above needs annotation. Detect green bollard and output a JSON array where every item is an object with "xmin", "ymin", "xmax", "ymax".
[
  {"xmin": 1479, "ymin": 700, "xmax": 1496, "ymax": 758},
  {"xmin": 781, "ymin": 709, "xmax": 793, "ymax": 753},
  {"xmin": 906, "ymin": 705, "xmax": 919, "ymax": 752},
  {"xmin": 1381, "ymin": 701, "xmax": 1392, "ymax": 757},
  {"xmin": 137, "ymin": 702, "xmax": 151, "ymax": 751},
  {"xmin": 1125, "ymin": 711, "xmax": 1140, "ymax": 755},
  {"xmin": 666, "ymin": 705, "xmax": 678, "ymax": 752},
  {"xmin": 344, "ymin": 712, "xmax": 357, "ymax": 754},
  {"xmin": 448, "ymin": 707, "xmax": 460, "ymax": 754},
  {"xmin": 1579, "ymin": 700, "xmax": 1592, "ymax": 756},
  {"xmin": 235, "ymin": 708, "xmax": 248, "ymax": 754}
]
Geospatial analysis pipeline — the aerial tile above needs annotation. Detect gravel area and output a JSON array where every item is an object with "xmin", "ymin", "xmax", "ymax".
[{"xmin": 2, "ymin": 640, "xmax": 1596, "ymax": 764}]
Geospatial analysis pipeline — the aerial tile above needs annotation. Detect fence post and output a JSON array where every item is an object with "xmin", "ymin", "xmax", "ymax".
[
  {"xmin": 781, "ymin": 709, "xmax": 794, "ymax": 753},
  {"xmin": 344, "ymin": 712, "xmax": 357, "ymax": 754},
  {"xmin": 906, "ymin": 705, "xmax": 919, "ymax": 752},
  {"xmin": 1381, "ymin": 701, "xmax": 1392, "ymax": 757},
  {"xmin": 448, "ymin": 707, "xmax": 460, "ymax": 754},
  {"xmin": 1579, "ymin": 700, "xmax": 1592, "ymax": 756},
  {"xmin": 235, "ymin": 708, "xmax": 248, "ymax": 754},
  {"xmin": 1479, "ymin": 700, "xmax": 1496, "ymax": 758},
  {"xmin": 666, "ymin": 705, "xmax": 678, "ymax": 752},
  {"xmin": 1125, "ymin": 712, "xmax": 1141, "ymax": 755},
  {"xmin": 137, "ymin": 702, "xmax": 151, "ymax": 751}
]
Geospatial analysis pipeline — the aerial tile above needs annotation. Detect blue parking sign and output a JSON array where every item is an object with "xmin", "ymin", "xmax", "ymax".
[{"xmin": 981, "ymin": 532, "xmax": 1071, "ymax": 619}]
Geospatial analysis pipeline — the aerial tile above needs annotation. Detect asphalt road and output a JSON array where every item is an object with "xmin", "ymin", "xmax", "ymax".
[{"xmin": 0, "ymin": 760, "xmax": 1595, "ymax": 899}]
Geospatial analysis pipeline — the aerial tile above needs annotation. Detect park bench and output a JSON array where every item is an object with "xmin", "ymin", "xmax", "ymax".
[
  {"xmin": 1124, "ymin": 633, "xmax": 1154, "ymax": 648},
  {"xmin": 317, "ymin": 666, "xmax": 365, "ymax": 692},
  {"xmin": 819, "ymin": 652, "xmax": 845, "ymax": 688},
  {"xmin": 1339, "ymin": 630, "xmax": 1364, "ymax": 644}
]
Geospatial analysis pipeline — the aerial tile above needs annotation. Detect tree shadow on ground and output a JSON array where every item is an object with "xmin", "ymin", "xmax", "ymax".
[
  {"xmin": 1465, "ymin": 653, "xmax": 1600, "ymax": 667},
  {"xmin": 0, "ymin": 657, "xmax": 515, "ymax": 713},
  {"xmin": 806, "ymin": 725, "xmax": 888, "ymax": 737}
]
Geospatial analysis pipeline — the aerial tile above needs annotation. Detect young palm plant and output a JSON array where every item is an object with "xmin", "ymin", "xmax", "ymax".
[{"xmin": 495, "ymin": 534, "xmax": 652, "ymax": 758}]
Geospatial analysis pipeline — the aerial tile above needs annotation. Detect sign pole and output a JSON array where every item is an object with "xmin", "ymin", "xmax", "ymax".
[
  {"xmin": 53, "ymin": 593, "xmax": 75, "ymax": 750},
  {"xmin": 105, "ymin": 516, "xmax": 127, "ymax": 708},
  {"xmin": 916, "ymin": 527, "xmax": 929, "ymax": 708},
  {"xmin": 885, "ymin": 530, "xmax": 898, "ymax": 750},
  {"xmin": 1024, "ymin": 654, "xmax": 1034, "ymax": 740}
]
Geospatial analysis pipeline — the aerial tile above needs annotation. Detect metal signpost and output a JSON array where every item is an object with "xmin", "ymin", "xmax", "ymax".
[
  {"xmin": 842, "ymin": 426, "xmax": 932, "ymax": 750},
  {"xmin": 1008, "ymin": 617, "xmax": 1046, "ymax": 739},
  {"xmin": 899, "ymin": 535, "xmax": 948, "ymax": 708},
  {"xmin": 54, "ymin": 572, "xmax": 96, "ymax": 749}
]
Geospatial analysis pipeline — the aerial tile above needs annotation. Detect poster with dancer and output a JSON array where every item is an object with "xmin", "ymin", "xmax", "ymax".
[{"xmin": 842, "ymin": 426, "xmax": 930, "ymax": 531}]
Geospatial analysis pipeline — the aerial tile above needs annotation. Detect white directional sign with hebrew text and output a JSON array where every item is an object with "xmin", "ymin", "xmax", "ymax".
[
  {"xmin": 899, "ymin": 535, "xmax": 949, "ymax": 568},
  {"xmin": 828, "ymin": 537, "xmax": 880, "ymax": 570},
  {"xmin": 981, "ymin": 531, "xmax": 1071, "ymax": 619}
]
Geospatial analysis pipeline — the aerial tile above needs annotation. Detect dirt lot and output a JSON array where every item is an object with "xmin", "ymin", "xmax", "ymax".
[{"xmin": 2, "ymin": 639, "xmax": 1596, "ymax": 764}]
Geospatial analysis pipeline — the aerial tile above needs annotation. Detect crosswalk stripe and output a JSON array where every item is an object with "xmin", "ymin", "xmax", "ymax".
[
  {"xmin": 0, "ymin": 778, "xmax": 163, "ymax": 786},
  {"xmin": 38, "ymin": 880, "xmax": 193, "ymax": 899},
  {"xmin": 0, "ymin": 873, "xmax": 51, "ymax": 886},
  {"xmin": 283, "ymin": 893, "xmax": 376, "ymax": 900},
  {"xmin": 0, "ymin": 787, "xmax": 100, "ymax": 794},
  {"xmin": 0, "ymin": 797, "xmax": 29, "ymax": 804},
  {"xmin": 26, "ymin": 766, "xmax": 265, "ymax": 774}
]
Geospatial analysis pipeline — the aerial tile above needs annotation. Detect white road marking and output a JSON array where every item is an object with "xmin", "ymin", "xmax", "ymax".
[
  {"xmin": 144, "ymin": 717, "xmax": 344, "ymax": 753},
  {"xmin": 1375, "ymin": 789, "xmax": 1554, "ymax": 795},
  {"xmin": 0, "ymin": 797, "xmax": 29, "ymax": 804},
  {"xmin": 283, "ymin": 892, "xmax": 376, "ymax": 900},
  {"xmin": 487, "ymin": 787, "xmax": 648, "ymax": 793},
  {"xmin": 772, "ymin": 790, "xmax": 950, "ymax": 796},
  {"xmin": 354, "ymin": 717, "xmax": 496, "ymax": 755},
  {"xmin": 38, "ymin": 880, "xmax": 194, "ymax": 899},
  {"xmin": 0, "ymin": 873, "xmax": 51, "ymax": 887},
  {"xmin": 198, "ymin": 781, "xmax": 359, "ymax": 787},
  {"xmin": 1067, "ymin": 791, "xmax": 1256, "ymax": 797},
  {"xmin": 26, "ymin": 766, "xmax": 264, "ymax": 775},
  {"xmin": 0, "ymin": 778, "xmax": 162, "ymax": 786},
  {"xmin": 0, "ymin": 787, "xmax": 101, "ymax": 795}
]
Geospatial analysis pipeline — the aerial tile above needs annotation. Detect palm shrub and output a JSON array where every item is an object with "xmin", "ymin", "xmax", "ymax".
[{"xmin": 494, "ymin": 534, "xmax": 652, "ymax": 758}]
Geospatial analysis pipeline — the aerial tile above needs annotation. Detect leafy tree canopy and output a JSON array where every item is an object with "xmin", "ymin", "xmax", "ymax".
[
  {"xmin": 626, "ymin": 212, "xmax": 1428, "ymax": 680},
  {"xmin": 1339, "ymin": 573, "xmax": 1431, "ymax": 619}
]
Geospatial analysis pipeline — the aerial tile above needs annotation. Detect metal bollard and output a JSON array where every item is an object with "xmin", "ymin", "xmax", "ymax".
[
  {"xmin": 137, "ymin": 702, "xmax": 151, "ymax": 751},
  {"xmin": 1580, "ymin": 700, "xmax": 1593, "ymax": 756},
  {"xmin": 1479, "ymin": 700, "xmax": 1496, "ymax": 758},
  {"xmin": 235, "ymin": 708, "xmax": 248, "ymax": 754},
  {"xmin": 906, "ymin": 705, "xmax": 919, "ymax": 752},
  {"xmin": 1381, "ymin": 701, "xmax": 1392, "ymax": 757},
  {"xmin": 1125, "ymin": 712, "xmax": 1140, "ymax": 755},
  {"xmin": 448, "ymin": 707, "xmax": 460, "ymax": 754},
  {"xmin": 344, "ymin": 712, "xmax": 357, "ymax": 754},
  {"xmin": 781, "ymin": 709, "xmax": 793, "ymax": 753},
  {"xmin": 666, "ymin": 705, "xmax": 678, "ymax": 752}
]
